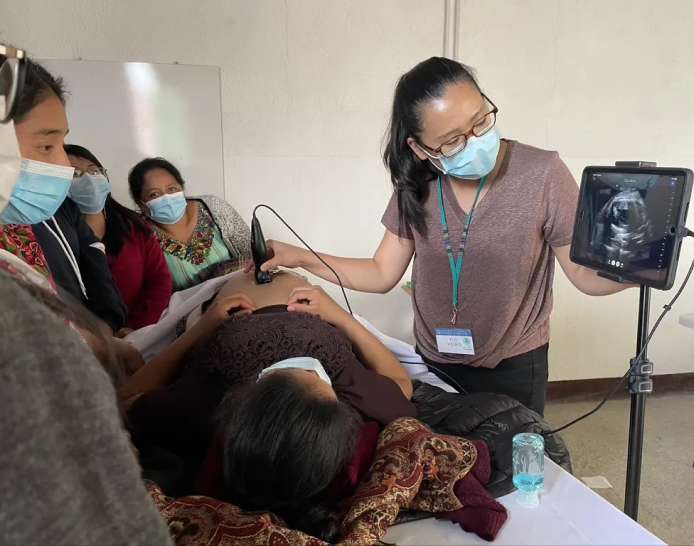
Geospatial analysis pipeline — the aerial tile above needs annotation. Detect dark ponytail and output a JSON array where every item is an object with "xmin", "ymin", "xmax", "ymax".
[{"xmin": 383, "ymin": 56, "xmax": 479, "ymax": 236}]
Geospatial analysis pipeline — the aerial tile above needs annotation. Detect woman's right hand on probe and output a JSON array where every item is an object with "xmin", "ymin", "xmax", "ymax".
[{"xmin": 245, "ymin": 240, "xmax": 307, "ymax": 272}]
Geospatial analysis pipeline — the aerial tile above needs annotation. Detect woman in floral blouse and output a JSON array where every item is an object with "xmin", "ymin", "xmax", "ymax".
[{"xmin": 128, "ymin": 158, "xmax": 251, "ymax": 291}]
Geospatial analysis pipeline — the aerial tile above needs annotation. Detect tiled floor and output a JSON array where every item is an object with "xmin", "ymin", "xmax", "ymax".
[{"xmin": 545, "ymin": 393, "xmax": 694, "ymax": 545}]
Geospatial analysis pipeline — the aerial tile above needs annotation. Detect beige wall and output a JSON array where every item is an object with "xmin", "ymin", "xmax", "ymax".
[{"xmin": 3, "ymin": 0, "xmax": 693, "ymax": 380}]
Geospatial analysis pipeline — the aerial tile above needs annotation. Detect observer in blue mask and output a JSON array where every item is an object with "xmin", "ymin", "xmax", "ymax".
[
  {"xmin": 146, "ymin": 191, "xmax": 188, "ymax": 225},
  {"xmin": 0, "ymin": 97, "xmax": 74, "ymax": 225},
  {"xmin": 69, "ymin": 172, "xmax": 112, "ymax": 215},
  {"xmin": 0, "ymin": 158, "xmax": 73, "ymax": 225}
]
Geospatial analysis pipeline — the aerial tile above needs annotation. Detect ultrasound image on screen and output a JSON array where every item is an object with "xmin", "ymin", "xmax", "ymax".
[
  {"xmin": 573, "ymin": 171, "xmax": 683, "ymax": 284},
  {"xmin": 592, "ymin": 188, "xmax": 654, "ymax": 262}
]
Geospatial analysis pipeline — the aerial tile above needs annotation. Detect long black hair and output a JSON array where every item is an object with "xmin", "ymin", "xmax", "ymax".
[
  {"xmin": 128, "ymin": 157, "xmax": 186, "ymax": 203},
  {"xmin": 218, "ymin": 373, "xmax": 358, "ymax": 542},
  {"xmin": 383, "ymin": 56, "xmax": 480, "ymax": 236},
  {"xmin": 65, "ymin": 144, "xmax": 152, "ymax": 256},
  {"xmin": 0, "ymin": 53, "xmax": 65, "ymax": 123}
]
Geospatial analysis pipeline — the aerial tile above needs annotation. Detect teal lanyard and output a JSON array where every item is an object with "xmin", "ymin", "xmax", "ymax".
[{"xmin": 436, "ymin": 174, "xmax": 488, "ymax": 325}]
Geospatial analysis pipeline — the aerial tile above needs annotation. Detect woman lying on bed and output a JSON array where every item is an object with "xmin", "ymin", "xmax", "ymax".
[{"xmin": 121, "ymin": 270, "xmax": 415, "ymax": 539}]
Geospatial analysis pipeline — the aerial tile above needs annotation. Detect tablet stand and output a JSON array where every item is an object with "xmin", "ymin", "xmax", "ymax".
[{"xmin": 596, "ymin": 161, "xmax": 657, "ymax": 521}]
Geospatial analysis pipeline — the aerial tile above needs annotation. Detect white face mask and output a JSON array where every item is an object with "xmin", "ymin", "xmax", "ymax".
[
  {"xmin": 257, "ymin": 356, "xmax": 332, "ymax": 386},
  {"xmin": 0, "ymin": 97, "xmax": 22, "ymax": 214}
]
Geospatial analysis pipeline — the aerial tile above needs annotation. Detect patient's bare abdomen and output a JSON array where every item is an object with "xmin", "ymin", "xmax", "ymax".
[{"xmin": 214, "ymin": 270, "xmax": 310, "ymax": 309}]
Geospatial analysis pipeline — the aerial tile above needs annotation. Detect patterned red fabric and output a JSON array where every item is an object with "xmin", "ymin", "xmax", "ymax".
[
  {"xmin": 148, "ymin": 482, "xmax": 326, "ymax": 546},
  {"xmin": 149, "ymin": 418, "xmax": 508, "ymax": 545},
  {"xmin": 0, "ymin": 224, "xmax": 51, "ymax": 278},
  {"xmin": 339, "ymin": 417, "xmax": 478, "ymax": 543}
]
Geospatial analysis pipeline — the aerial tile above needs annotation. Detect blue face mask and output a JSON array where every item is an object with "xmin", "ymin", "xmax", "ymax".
[
  {"xmin": 69, "ymin": 173, "xmax": 112, "ymax": 214},
  {"xmin": 0, "ymin": 159, "xmax": 74, "ymax": 225},
  {"xmin": 146, "ymin": 191, "xmax": 187, "ymax": 224},
  {"xmin": 258, "ymin": 356, "xmax": 333, "ymax": 386},
  {"xmin": 438, "ymin": 128, "xmax": 501, "ymax": 179}
]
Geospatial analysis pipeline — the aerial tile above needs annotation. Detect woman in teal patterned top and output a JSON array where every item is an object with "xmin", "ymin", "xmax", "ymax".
[{"xmin": 128, "ymin": 158, "xmax": 251, "ymax": 291}]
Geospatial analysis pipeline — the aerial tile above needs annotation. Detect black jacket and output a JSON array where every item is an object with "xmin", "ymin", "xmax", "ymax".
[
  {"xmin": 33, "ymin": 200, "xmax": 127, "ymax": 332},
  {"xmin": 412, "ymin": 382, "xmax": 572, "ymax": 497}
]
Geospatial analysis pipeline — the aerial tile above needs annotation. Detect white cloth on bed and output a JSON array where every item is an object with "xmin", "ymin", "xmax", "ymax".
[
  {"xmin": 125, "ymin": 273, "xmax": 234, "ymax": 361},
  {"xmin": 125, "ymin": 275, "xmax": 456, "ymax": 392},
  {"xmin": 354, "ymin": 314, "xmax": 457, "ymax": 393}
]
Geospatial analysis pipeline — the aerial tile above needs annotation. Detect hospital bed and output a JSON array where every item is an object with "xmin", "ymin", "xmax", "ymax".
[{"xmin": 127, "ymin": 273, "xmax": 666, "ymax": 546}]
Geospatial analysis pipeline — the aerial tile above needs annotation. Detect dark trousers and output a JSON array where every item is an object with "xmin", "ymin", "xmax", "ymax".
[{"xmin": 423, "ymin": 344, "xmax": 549, "ymax": 416}]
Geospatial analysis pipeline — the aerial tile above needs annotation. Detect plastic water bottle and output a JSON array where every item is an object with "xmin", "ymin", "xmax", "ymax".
[{"xmin": 512, "ymin": 432, "xmax": 545, "ymax": 507}]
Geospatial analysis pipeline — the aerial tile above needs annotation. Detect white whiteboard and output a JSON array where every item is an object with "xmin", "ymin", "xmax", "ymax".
[{"xmin": 39, "ymin": 59, "xmax": 225, "ymax": 206}]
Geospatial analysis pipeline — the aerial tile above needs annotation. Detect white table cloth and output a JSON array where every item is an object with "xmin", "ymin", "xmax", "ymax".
[{"xmin": 384, "ymin": 458, "xmax": 664, "ymax": 545}]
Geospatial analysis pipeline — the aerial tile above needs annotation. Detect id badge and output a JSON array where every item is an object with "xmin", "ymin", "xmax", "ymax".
[{"xmin": 435, "ymin": 328, "xmax": 475, "ymax": 355}]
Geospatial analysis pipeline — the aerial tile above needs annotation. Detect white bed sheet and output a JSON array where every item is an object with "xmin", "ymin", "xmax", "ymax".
[
  {"xmin": 126, "ymin": 273, "xmax": 235, "ymax": 361},
  {"xmin": 384, "ymin": 458, "xmax": 665, "ymax": 546},
  {"xmin": 353, "ymin": 314, "xmax": 457, "ymax": 393}
]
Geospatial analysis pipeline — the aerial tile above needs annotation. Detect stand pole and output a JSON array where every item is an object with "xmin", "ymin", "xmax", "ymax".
[{"xmin": 624, "ymin": 286, "xmax": 653, "ymax": 520}]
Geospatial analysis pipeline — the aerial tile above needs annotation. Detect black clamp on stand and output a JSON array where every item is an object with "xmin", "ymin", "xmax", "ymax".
[
  {"xmin": 629, "ymin": 354, "xmax": 653, "ymax": 395},
  {"xmin": 596, "ymin": 161, "xmax": 657, "ymax": 521}
]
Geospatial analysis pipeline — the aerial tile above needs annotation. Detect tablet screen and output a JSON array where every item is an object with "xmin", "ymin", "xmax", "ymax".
[{"xmin": 571, "ymin": 169, "xmax": 688, "ymax": 287}]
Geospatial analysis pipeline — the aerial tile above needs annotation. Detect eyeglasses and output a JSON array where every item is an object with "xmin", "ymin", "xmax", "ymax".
[
  {"xmin": 0, "ymin": 44, "xmax": 26, "ymax": 123},
  {"xmin": 417, "ymin": 94, "xmax": 499, "ymax": 159},
  {"xmin": 73, "ymin": 167, "xmax": 107, "ymax": 178}
]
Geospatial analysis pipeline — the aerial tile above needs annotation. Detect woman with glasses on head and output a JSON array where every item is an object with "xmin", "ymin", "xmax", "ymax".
[
  {"xmin": 0, "ymin": 48, "xmax": 173, "ymax": 546},
  {"xmin": 257, "ymin": 57, "xmax": 629, "ymax": 415},
  {"xmin": 0, "ymin": 54, "xmax": 127, "ymax": 334},
  {"xmin": 65, "ymin": 145, "xmax": 173, "ymax": 331}
]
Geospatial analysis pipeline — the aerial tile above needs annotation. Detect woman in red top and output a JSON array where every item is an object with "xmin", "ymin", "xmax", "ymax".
[{"xmin": 65, "ymin": 144, "xmax": 172, "ymax": 331}]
